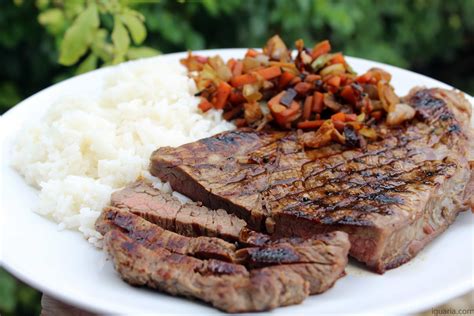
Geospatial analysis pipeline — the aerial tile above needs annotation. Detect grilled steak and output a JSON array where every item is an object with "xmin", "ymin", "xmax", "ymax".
[
  {"xmin": 97, "ymin": 199, "xmax": 350, "ymax": 292},
  {"xmin": 110, "ymin": 180, "xmax": 270, "ymax": 245},
  {"xmin": 150, "ymin": 88, "xmax": 473, "ymax": 273},
  {"xmin": 96, "ymin": 207, "xmax": 237, "ymax": 262},
  {"xmin": 104, "ymin": 229, "xmax": 306, "ymax": 312},
  {"xmin": 235, "ymin": 232, "xmax": 349, "ymax": 294},
  {"xmin": 104, "ymin": 229, "xmax": 348, "ymax": 312}
]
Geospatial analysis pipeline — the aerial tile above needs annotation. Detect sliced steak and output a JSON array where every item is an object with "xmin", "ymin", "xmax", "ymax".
[
  {"xmin": 104, "ymin": 229, "xmax": 309, "ymax": 312},
  {"xmin": 236, "ymin": 231, "xmax": 349, "ymax": 294},
  {"xmin": 110, "ymin": 180, "xmax": 270, "ymax": 246},
  {"xmin": 96, "ymin": 207, "xmax": 237, "ymax": 262},
  {"xmin": 96, "ymin": 204, "xmax": 350, "ymax": 288},
  {"xmin": 150, "ymin": 88, "xmax": 473, "ymax": 273}
]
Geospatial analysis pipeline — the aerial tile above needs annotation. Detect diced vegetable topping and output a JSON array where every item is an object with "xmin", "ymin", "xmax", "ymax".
[{"xmin": 180, "ymin": 35, "xmax": 415, "ymax": 149}]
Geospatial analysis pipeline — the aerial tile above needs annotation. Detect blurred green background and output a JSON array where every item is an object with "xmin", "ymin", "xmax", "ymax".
[{"xmin": 1, "ymin": 0, "xmax": 473, "ymax": 314}]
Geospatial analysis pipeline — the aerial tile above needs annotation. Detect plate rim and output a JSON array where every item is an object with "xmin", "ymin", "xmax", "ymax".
[{"xmin": 1, "ymin": 49, "xmax": 473, "ymax": 315}]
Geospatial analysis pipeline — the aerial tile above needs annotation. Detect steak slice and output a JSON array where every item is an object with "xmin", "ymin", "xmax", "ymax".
[
  {"xmin": 235, "ymin": 232, "xmax": 349, "ymax": 294},
  {"xmin": 96, "ymin": 207, "xmax": 237, "ymax": 262},
  {"xmin": 150, "ymin": 88, "xmax": 473, "ymax": 273},
  {"xmin": 105, "ymin": 229, "xmax": 309, "ymax": 312},
  {"xmin": 110, "ymin": 180, "xmax": 270, "ymax": 246},
  {"xmin": 96, "ymin": 203, "xmax": 350, "ymax": 291}
]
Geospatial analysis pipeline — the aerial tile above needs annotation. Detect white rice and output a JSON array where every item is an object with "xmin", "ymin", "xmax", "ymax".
[{"xmin": 11, "ymin": 58, "xmax": 234, "ymax": 244}]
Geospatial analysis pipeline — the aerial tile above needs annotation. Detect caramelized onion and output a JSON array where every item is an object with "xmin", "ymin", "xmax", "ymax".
[
  {"xmin": 244, "ymin": 102, "xmax": 263, "ymax": 124},
  {"xmin": 386, "ymin": 103, "xmax": 416, "ymax": 126},
  {"xmin": 264, "ymin": 35, "xmax": 290, "ymax": 62},
  {"xmin": 301, "ymin": 120, "xmax": 345, "ymax": 148}
]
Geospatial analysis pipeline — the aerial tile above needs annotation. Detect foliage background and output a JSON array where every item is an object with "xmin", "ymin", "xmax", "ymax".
[{"xmin": 1, "ymin": 0, "xmax": 473, "ymax": 314}]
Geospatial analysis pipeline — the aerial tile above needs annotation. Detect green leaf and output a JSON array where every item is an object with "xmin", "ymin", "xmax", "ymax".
[
  {"xmin": 121, "ymin": 12, "xmax": 147, "ymax": 44},
  {"xmin": 76, "ymin": 53, "xmax": 98, "ymax": 74},
  {"xmin": 0, "ymin": 82, "xmax": 22, "ymax": 110},
  {"xmin": 59, "ymin": 3, "xmax": 99, "ymax": 66},
  {"xmin": 63, "ymin": 0, "xmax": 85, "ymax": 19},
  {"xmin": 91, "ymin": 29, "xmax": 113, "ymax": 63},
  {"xmin": 112, "ymin": 16, "xmax": 130, "ymax": 61},
  {"xmin": 36, "ymin": 0, "xmax": 50, "ymax": 10},
  {"xmin": 202, "ymin": 0, "xmax": 219, "ymax": 16},
  {"xmin": 127, "ymin": 46, "xmax": 160, "ymax": 60},
  {"xmin": 38, "ymin": 8, "xmax": 65, "ymax": 35},
  {"xmin": 0, "ymin": 269, "xmax": 17, "ymax": 312}
]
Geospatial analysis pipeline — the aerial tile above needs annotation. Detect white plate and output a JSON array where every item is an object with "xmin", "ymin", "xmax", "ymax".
[{"xmin": 1, "ymin": 49, "xmax": 473, "ymax": 315}]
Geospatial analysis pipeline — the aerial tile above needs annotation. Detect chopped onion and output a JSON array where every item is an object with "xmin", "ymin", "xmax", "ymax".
[
  {"xmin": 264, "ymin": 35, "xmax": 290, "ymax": 62},
  {"xmin": 324, "ymin": 93, "xmax": 343, "ymax": 111},
  {"xmin": 377, "ymin": 81, "xmax": 399, "ymax": 111},
  {"xmin": 244, "ymin": 102, "xmax": 263, "ymax": 124},
  {"xmin": 320, "ymin": 63, "xmax": 345, "ymax": 76},
  {"xmin": 243, "ymin": 84, "xmax": 263, "ymax": 102},
  {"xmin": 386, "ymin": 103, "xmax": 416, "ymax": 126},
  {"xmin": 301, "ymin": 120, "xmax": 345, "ymax": 148},
  {"xmin": 311, "ymin": 53, "xmax": 336, "ymax": 72},
  {"xmin": 255, "ymin": 54, "xmax": 270, "ymax": 65},
  {"xmin": 359, "ymin": 127, "xmax": 377, "ymax": 139},
  {"xmin": 368, "ymin": 68, "xmax": 392, "ymax": 82},
  {"xmin": 243, "ymin": 57, "xmax": 261, "ymax": 73}
]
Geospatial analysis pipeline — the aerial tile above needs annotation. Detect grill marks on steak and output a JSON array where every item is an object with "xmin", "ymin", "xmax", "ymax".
[
  {"xmin": 104, "ymin": 230, "xmax": 309, "ymax": 312},
  {"xmin": 101, "ymin": 183, "xmax": 349, "ymax": 271},
  {"xmin": 96, "ymin": 207, "xmax": 237, "ymax": 262},
  {"xmin": 150, "ymin": 88, "xmax": 473, "ymax": 273},
  {"xmin": 110, "ymin": 180, "xmax": 269, "ymax": 246},
  {"xmin": 99, "ymin": 184, "xmax": 350, "ymax": 312}
]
